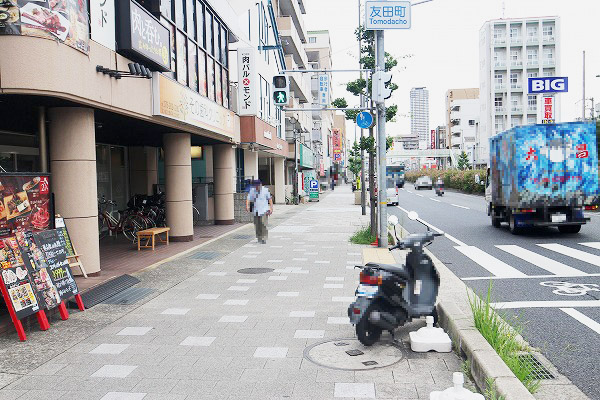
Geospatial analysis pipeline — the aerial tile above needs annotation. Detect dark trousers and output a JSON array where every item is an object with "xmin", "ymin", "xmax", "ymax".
[{"xmin": 253, "ymin": 215, "xmax": 268, "ymax": 241}]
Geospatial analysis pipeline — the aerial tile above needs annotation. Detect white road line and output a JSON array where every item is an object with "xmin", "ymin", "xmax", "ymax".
[
  {"xmin": 407, "ymin": 190, "xmax": 414, "ymax": 193},
  {"xmin": 560, "ymin": 308, "xmax": 600, "ymax": 335},
  {"xmin": 455, "ymin": 246, "xmax": 527, "ymax": 278},
  {"xmin": 396, "ymin": 205, "xmax": 467, "ymax": 247},
  {"xmin": 491, "ymin": 300, "xmax": 600, "ymax": 309},
  {"xmin": 415, "ymin": 193, "xmax": 424, "ymax": 197},
  {"xmin": 451, "ymin": 204, "xmax": 470, "ymax": 210},
  {"xmin": 462, "ymin": 272, "xmax": 600, "ymax": 281},
  {"xmin": 429, "ymin": 198, "xmax": 441, "ymax": 203},
  {"xmin": 580, "ymin": 242, "xmax": 600, "ymax": 250},
  {"xmin": 496, "ymin": 245, "xmax": 588, "ymax": 277},
  {"xmin": 538, "ymin": 243, "xmax": 600, "ymax": 267}
]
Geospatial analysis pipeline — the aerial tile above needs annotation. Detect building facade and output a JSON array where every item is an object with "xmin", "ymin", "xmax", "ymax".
[
  {"xmin": 446, "ymin": 88, "xmax": 480, "ymax": 165},
  {"xmin": 479, "ymin": 16, "xmax": 561, "ymax": 165},
  {"xmin": 410, "ymin": 87, "xmax": 430, "ymax": 149}
]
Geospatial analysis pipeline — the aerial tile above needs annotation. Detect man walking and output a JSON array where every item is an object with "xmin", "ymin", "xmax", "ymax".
[{"xmin": 246, "ymin": 179, "xmax": 273, "ymax": 244}]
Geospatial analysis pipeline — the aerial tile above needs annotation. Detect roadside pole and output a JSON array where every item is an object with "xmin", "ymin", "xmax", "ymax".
[
  {"xmin": 359, "ymin": 0, "xmax": 366, "ymax": 216},
  {"xmin": 375, "ymin": 30, "xmax": 387, "ymax": 248}
]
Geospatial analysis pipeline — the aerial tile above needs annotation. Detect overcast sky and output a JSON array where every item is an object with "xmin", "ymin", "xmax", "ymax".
[{"xmin": 304, "ymin": 0, "xmax": 600, "ymax": 141}]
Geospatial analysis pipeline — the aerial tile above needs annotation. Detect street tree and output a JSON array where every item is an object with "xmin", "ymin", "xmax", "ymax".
[{"xmin": 457, "ymin": 151, "xmax": 471, "ymax": 170}]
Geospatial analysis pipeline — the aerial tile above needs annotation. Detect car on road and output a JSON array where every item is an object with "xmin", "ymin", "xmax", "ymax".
[
  {"xmin": 386, "ymin": 186, "xmax": 399, "ymax": 205},
  {"xmin": 414, "ymin": 176, "xmax": 433, "ymax": 190}
]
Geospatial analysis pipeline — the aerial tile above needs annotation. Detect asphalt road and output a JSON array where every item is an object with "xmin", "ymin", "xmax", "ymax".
[{"xmin": 387, "ymin": 187, "xmax": 600, "ymax": 399}]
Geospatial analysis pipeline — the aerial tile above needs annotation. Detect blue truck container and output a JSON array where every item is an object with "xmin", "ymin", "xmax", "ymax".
[{"xmin": 486, "ymin": 121, "xmax": 599, "ymax": 234}]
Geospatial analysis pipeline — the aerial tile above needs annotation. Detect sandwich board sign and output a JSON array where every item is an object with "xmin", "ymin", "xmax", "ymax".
[{"xmin": 309, "ymin": 179, "xmax": 319, "ymax": 201}]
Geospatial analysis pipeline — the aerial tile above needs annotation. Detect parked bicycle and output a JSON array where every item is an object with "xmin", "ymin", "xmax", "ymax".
[{"xmin": 98, "ymin": 197, "xmax": 147, "ymax": 241}]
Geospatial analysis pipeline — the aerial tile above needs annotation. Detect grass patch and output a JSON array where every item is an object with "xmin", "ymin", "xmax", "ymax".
[
  {"xmin": 468, "ymin": 281, "xmax": 541, "ymax": 394},
  {"xmin": 350, "ymin": 226, "xmax": 393, "ymax": 245},
  {"xmin": 484, "ymin": 378, "xmax": 506, "ymax": 400}
]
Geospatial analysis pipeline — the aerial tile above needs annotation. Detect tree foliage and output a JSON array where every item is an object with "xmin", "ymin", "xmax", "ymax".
[
  {"xmin": 348, "ymin": 141, "xmax": 362, "ymax": 176},
  {"xmin": 457, "ymin": 151, "xmax": 471, "ymax": 171}
]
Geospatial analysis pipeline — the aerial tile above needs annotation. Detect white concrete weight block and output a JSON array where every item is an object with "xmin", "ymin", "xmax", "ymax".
[
  {"xmin": 409, "ymin": 316, "xmax": 452, "ymax": 353},
  {"xmin": 430, "ymin": 372, "xmax": 485, "ymax": 400}
]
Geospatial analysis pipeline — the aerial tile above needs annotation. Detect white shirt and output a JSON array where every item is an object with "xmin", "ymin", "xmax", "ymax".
[{"xmin": 247, "ymin": 186, "xmax": 272, "ymax": 216}]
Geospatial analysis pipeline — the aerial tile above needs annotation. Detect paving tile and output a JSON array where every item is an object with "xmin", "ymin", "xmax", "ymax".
[
  {"xmin": 268, "ymin": 276, "xmax": 287, "ymax": 281},
  {"xmin": 196, "ymin": 294, "xmax": 221, "ymax": 300},
  {"xmin": 91, "ymin": 365, "xmax": 138, "ymax": 378},
  {"xmin": 208, "ymin": 272, "xmax": 227, "ymax": 276},
  {"xmin": 325, "ymin": 277, "xmax": 345, "ymax": 281},
  {"xmin": 277, "ymin": 292, "xmax": 299, "ymax": 297},
  {"xmin": 237, "ymin": 279, "xmax": 257, "ymax": 283},
  {"xmin": 334, "ymin": 382, "xmax": 376, "ymax": 398},
  {"xmin": 219, "ymin": 316, "xmax": 248, "ymax": 323},
  {"xmin": 253, "ymin": 347, "xmax": 288, "ymax": 358},
  {"xmin": 132, "ymin": 378, "xmax": 178, "ymax": 394},
  {"xmin": 332, "ymin": 297, "xmax": 355, "ymax": 302},
  {"xmin": 90, "ymin": 344, "xmax": 130, "ymax": 355},
  {"xmin": 327, "ymin": 317, "xmax": 350, "ymax": 324},
  {"xmin": 294, "ymin": 330, "xmax": 325, "ymax": 339},
  {"xmin": 160, "ymin": 308, "xmax": 190, "ymax": 315},
  {"xmin": 179, "ymin": 336, "xmax": 216, "ymax": 346},
  {"xmin": 100, "ymin": 393, "xmax": 147, "ymax": 400},
  {"xmin": 224, "ymin": 299, "xmax": 249, "ymax": 305},
  {"xmin": 117, "ymin": 327, "xmax": 153, "ymax": 336},
  {"xmin": 289, "ymin": 311, "xmax": 316, "ymax": 318},
  {"xmin": 323, "ymin": 284, "xmax": 344, "ymax": 289},
  {"xmin": 228, "ymin": 286, "xmax": 250, "ymax": 291},
  {"xmin": 374, "ymin": 383, "xmax": 419, "ymax": 399}
]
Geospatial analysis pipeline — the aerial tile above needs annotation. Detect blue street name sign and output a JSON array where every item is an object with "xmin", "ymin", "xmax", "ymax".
[
  {"xmin": 365, "ymin": 1, "xmax": 411, "ymax": 30},
  {"xmin": 356, "ymin": 112, "xmax": 374, "ymax": 129},
  {"xmin": 528, "ymin": 77, "xmax": 568, "ymax": 94}
]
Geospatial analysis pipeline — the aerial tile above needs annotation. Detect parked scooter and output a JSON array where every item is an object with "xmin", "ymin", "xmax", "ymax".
[{"xmin": 348, "ymin": 212, "xmax": 443, "ymax": 346}]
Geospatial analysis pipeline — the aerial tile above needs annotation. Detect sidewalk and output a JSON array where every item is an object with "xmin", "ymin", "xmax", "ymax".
[{"xmin": 0, "ymin": 185, "xmax": 469, "ymax": 399}]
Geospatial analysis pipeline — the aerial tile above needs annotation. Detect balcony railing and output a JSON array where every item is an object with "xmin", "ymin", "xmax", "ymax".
[
  {"xmin": 526, "ymin": 36, "xmax": 539, "ymax": 44},
  {"xmin": 543, "ymin": 59, "xmax": 555, "ymax": 66},
  {"xmin": 526, "ymin": 60, "xmax": 539, "ymax": 67},
  {"xmin": 511, "ymin": 105, "xmax": 523, "ymax": 113},
  {"xmin": 494, "ymin": 84, "xmax": 506, "ymax": 91},
  {"xmin": 543, "ymin": 35, "xmax": 555, "ymax": 43},
  {"xmin": 510, "ymin": 36, "xmax": 522, "ymax": 44},
  {"xmin": 527, "ymin": 105, "xmax": 537, "ymax": 113},
  {"xmin": 495, "ymin": 106, "xmax": 506, "ymax": 113},
  {"xmin": 511, "ymin": 83, "xmax": 523, "ymax": 90},
  {"xmin": 495, "ymin": 61, "xmax": 507, "ymax": 68},
  {"xmin": 493, "ymin": 38, "xmax": 506, "ymax": 45},
  {"xmin": 510, "ymin": 60, "xmax": 523, "ymax": 67}
]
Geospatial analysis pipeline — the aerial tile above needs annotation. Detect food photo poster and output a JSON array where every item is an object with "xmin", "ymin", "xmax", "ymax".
[{"xmin": 0, "ymin": 174, "xmax": 51, "ymax": 239}]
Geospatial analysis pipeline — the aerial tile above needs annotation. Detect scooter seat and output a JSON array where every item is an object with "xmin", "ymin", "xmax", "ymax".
[{"xmin": 365, "ymin": 262, "xmax": 411, "ymax": 280}]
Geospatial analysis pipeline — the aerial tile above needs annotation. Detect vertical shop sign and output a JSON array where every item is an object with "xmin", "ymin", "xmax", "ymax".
[
  {"xmin": 542, "ymin": 96, "xmax": 554, "ymax": 124},
  {"xmin": 431, "ymin": 129, "xmax": 436, "ymax": 149},
  {"xmin": 319, "ymin": 75, "xmax": 329, "ymax": 106},
  {"xmin": 237, "ymin": 48, "xmax": 256, "ymax": 116},
  {"xmin": 332, "ymin": 128, "xmax": 342, "ymax": 162},
  {"xmin": 91, "ymin": 0, "xmax": 115, "ymax": 50}
]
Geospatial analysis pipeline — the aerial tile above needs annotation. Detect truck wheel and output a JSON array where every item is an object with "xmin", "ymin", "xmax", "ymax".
[
  {"xmin": 508, "ymin": 214, "xmax": 521, "ymax": 234},
  {"xmin": 491, "ymin": 214, "xmax": 501, "ymax": 228},
  {"xmin": 558, "ymin": 225, "xmax": 581, "ymax": 234}
]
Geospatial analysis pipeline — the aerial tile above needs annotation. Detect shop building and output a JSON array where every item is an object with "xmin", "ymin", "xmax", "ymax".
[{"xmin": 0, "ymin": 0, "xmax": 243, "ymax": 275}]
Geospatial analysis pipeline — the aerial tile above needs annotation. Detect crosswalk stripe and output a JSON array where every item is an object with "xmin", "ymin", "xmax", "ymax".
[
  {"xmin": 580, "ymin": 242, "xmax": 600, "ymax": 250},
  {"xmin": 496, "ymin": 245, "xmax": 588, "ymax": 276},
  {"xmin": 537, "ymin": 243, "xmax": 600, "ymax": 267},
  {"xmin": 560, "ymin": 308, "xmax": 600, "ymax": 335},
  {"xmin": 455, "ymin": 246, "xmax": 527, "ymax": 278}
]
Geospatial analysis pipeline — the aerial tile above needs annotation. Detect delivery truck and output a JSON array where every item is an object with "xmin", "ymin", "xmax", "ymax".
[{"xmin": 486, "ymin": 121, "xmax": 599, "ymax": 234}]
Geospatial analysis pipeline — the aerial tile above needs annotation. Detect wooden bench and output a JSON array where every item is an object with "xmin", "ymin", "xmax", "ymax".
[
  {"xmin": 362, "ymin": 248, "xmax": 396, "ymax": 265},
  {"xmin": 137, "ymin": 227, "xmax": 170, "ymax": 251}
]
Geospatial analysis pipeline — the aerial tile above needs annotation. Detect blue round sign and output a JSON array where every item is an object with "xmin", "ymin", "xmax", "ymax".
[{"xmin": 356, "ymin": 112, "xmax": 373, "ymax": 129}]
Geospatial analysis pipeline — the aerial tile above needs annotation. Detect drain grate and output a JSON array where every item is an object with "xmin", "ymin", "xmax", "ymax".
[
  {"xmin": 189, "ymin": 251, "xmax": 221, "ymax": 260},
  {"xmin": 518, "ymin": 354, "xmax": 555, "ymax": 380},
  {"xmin": 237, "ymin": 268, "xmax": 274, "ymax": 274},
  {"xmin": 232, "ymin": 234, "xmax": 254, "ymax": 239},
  {"xmin": 68, "ymin": 274, "xmax": 140, "ymax": 309},
  {"xmin": 102, "ymin": 287, "xmax": 155, "ymax": 305}
]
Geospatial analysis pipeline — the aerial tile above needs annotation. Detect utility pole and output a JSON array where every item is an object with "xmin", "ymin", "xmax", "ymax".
[
  {"xmin": 583, "ymin": 50, "xmax": 586, "ymax": 121},
  {"xmin": 375, "ymin": 30, "xmax": 387, "ymax": 248},
  {"xmin": 358, "ymin": 0, "xmax": 366, "ymax": 216}
]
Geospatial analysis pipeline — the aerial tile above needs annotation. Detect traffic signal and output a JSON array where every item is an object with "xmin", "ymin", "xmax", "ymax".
[
  {"xmin": 372, "ymin": 71, "xmax": 393, "ymax": 104},
  {"xmin": 273, "ymin": 75, "xmax": 290, "ymax": 106}
]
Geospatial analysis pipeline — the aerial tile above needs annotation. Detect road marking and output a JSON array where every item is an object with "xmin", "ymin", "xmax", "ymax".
[
  {"xmin": 455, "ymin": 246, "xmax": 527, "ymax": 278},
  {"xmin": 538, "ymin": 243, "xmax": 600, "ymax": 267},
  {"xmin": 429, "ymin": 198, "xmax": 441, "ymax": 202},
  {"xmin": 560, "ymin": 308, "xmax": 600, "ymax": 335},
  {"xmin": 580, "ymin": 242, "xmax": 600, "ymax": 250},
  {"xmin": 415, "ymin": 193, "xmax": 424, "ymax": 197},
  {"xmin": 496, "ymin": 245, "xmax": 588, "ymax": 277},
  {"xmin": 462, "ymin": 272, "xmax": 600, "ymax": 281},
  {"xmin": 396, "ymin": 205, "xmax": 467, "ymax": 247},
  {"xmin": 491, "ymin": 300, "xmax": 600, "ymax": 309},
  {"xmin": 451, "ymin": 204, "xmax": 470, "ymax": 210},
  {"xmin": 407, "ymin": 190, "xmax": 414, "ymax": 193}
]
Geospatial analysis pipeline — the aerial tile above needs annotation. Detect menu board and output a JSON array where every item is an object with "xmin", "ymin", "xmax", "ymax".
[
  {"xmin": 0, "ymin": 174, "xmax": 51, "ymax": 239},
  {"xmin": 0, "ymin": 237, "xmax": 40, "ymax": 319},
  {"xmin": 16, "ymin": 231, "xmax": 60, "ymax": 309},
  {"xmin": 56, "ymin": 227, "xmax": 74, "ymax": 258},
  {"xmin": 0, "ymin": 0, "xmax": 89, "ymax": 54},
  {"xmin": 33, "ymin": 229, "xmax": 78, "ymax": 300}
]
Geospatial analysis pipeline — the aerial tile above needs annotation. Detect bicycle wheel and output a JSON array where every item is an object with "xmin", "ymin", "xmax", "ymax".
[
  {"xmin": 98, "ymin": 215, "xmax": 109, "ymax": 240},
  {"xmin": 122, "ymin": 215, "xmax": 146, "ymax": 241},
  {"xmin": 193, "ymin": 206, "xmax": 201, "ymax": 226}
]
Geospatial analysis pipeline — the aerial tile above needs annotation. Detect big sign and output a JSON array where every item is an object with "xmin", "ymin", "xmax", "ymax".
[{"xmin": 528, "ymin": 77, "xmax": 568, "ymax": 94}]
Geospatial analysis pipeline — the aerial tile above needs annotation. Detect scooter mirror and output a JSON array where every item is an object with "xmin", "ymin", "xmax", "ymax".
[
  {"xmin": 388, "ymin": 215, "xmax": 399, "ymax": 226},
  {"xmin": 407, "ymin": 211, "xmax": 419, "ymax": 221}
]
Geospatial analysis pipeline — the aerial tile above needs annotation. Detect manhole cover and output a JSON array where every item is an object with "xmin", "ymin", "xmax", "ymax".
[
  {"xmin": 304, "ymin": 338, "xmax": 404, "ymax": 371},
  {"xmin": 237, "ymin": 268, "xmax": 275, "ymax": 274}
]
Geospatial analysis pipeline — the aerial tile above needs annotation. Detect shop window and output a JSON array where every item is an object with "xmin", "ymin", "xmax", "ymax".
[
  {"xmin": 186, "ymin": 0, "xmax": 195, "ymax": 40},
  {"xmin": 161, "ymin": 0, "xmax": 172, "ymax": 20},
  {"xmin": 176, "ymin": 31, "xmax": 188, "ymax": 86},
  {"xmin": 213, "ymin": 19, "xmax": 220, "ymax": 61},
  {"xmin": 188, "ymin": 44, "xmax": 198, "ymax": 91},
  {"xmin": 215, "ymin": 65, "xmax": 222, "ymax": 105},
  {"xmin": 196, "ymin": 1, "xmax": 205, "ymax": 48},
  {"xmin": 175, "ymin": 0, "xmax": 185, "ymax": 30},
  {"xmin": 207, "ymin": 58, "xmax": 215, "ymax": 101},
  {"xmin": 206, "ymin": 12, "xmax": 213, "ymax": 57},
  {"xmin": 198, "ymin": 49, "xmax": 207, "ymax": 96},
  {"xmin": 222, "ymin": 69, "xmax": 229, "ymax": 109},
  {"xmin": 221, "ymin": 26, "xmax": 228, "ymax": 66}
]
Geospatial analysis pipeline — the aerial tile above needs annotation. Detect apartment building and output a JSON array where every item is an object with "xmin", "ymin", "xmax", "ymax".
[
  {"xmin": 479, "ymin": 16, "xmax": 561, "ymax": 165},
  {"xmin": 410, "ymin": 87, "xmax": 430, "ymax": 149},
  {"xmin": 446, "ymin": 88, "xmax": 480, "ymax": 164}
]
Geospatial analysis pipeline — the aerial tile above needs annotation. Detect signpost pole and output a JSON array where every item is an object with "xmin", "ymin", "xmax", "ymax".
[
  {"xmin": 376, "ymin": 30, "xmax": 388, "ymax": 248},
  {"xmin": 359, "ymin": 0, "xmax": 367, "ymax": 216}
]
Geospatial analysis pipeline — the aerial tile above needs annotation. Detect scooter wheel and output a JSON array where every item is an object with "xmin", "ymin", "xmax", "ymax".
[{"xmin": 356, "ymin": 306, "xmax": 383, "ymax": 346}]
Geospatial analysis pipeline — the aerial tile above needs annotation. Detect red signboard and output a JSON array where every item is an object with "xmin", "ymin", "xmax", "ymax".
[
  {"xmin": 0, "ymin": 174, "xmax": 51, "ymax": 239},
  {"xmin": 431, "ymin": 129, "xmax": 436, "ymax": 149}
]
